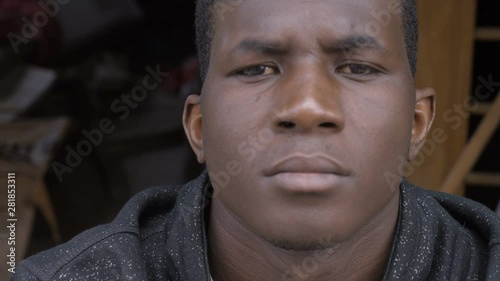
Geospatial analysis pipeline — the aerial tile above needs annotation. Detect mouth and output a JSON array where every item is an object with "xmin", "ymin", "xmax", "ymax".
[{"xmin": 264, "ymin": 154, "xmax": 350, "ymax": 193}]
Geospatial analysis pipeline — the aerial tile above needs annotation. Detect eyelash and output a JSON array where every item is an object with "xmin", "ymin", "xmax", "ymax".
[
  {"xmin": 233, "ymin": 62, "xmax": 382, "ymax": 78},
  {"xmin": 235, "ymin": 65, "xmax": 279, "ymax": 77},
  {"xmin": 336, "ymin": 62, "xmax": 382, "ymax": 76}
]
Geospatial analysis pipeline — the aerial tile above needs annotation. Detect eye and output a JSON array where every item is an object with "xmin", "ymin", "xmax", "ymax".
[
  {"xmin": 236, "ymin": 65, "xmax": 279, "ymax": 76},
  {"xmin": 337, "ymin": 63, "xmax": 380, "ymax": 75}
]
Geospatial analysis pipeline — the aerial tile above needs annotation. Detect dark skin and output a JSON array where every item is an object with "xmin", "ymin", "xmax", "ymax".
[{"xmin": 183, "ymin": 0, "xmax": 435, "ymax": 280}]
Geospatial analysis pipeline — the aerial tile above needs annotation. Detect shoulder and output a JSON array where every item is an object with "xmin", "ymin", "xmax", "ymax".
[
  {"xmin": 12, "ymin": 183, "xmax": 189, "ymax": 281},
  {"xmin": 407, "ymin": 182, "xmax": 500, "ymax": 239},
  {"xmin": 400, "ymin": 181, "xmax": 500, "ymax": 279}
]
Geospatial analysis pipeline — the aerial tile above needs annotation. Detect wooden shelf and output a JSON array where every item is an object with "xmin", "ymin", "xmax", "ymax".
[
  {"xmin": 440, "ymin": 95, "xmax": 500, "ymax": 194},
  {"xmin": 466, "ymin": 172, "xmax": 500, "ymax": 187},
  {"xmin": 476, "ymin": 27, "xmax": 500, "ymax": 41},
  {"xmin": 470, "ymin": 102, "xmax": 492, "ymax": 116}
]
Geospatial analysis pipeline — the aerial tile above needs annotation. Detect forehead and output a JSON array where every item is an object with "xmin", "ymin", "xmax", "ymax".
[{"xmin": 210, "ymin": 0, "xmax": 405, "ymax": 54}]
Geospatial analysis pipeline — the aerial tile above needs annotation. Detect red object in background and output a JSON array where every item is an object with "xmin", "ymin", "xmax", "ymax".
[
  {"xmin": 163, "ymin": 56, "xmax": 201, "ymax": 97},
  {"xmin": 0, "ymin": 0, "xmax": 62, "ymax": 65}
]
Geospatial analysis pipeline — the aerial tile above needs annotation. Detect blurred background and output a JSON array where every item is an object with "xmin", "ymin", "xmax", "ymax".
[{"xmin": 0, "ymin": 0, "xmax": 498, "ymax": 279}]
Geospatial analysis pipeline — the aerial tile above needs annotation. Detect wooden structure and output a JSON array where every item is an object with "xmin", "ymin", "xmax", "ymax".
[
  {"xmin": 409, "ymin": 1, "xmax": 472, "ymax": 194},
  {"xmin": 410, "ymin": 1, "xmax": 500, "ymax": 195}
]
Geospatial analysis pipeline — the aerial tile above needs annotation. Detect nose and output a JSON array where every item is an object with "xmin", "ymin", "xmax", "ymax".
[{"xmin": 272, "ymin": 64, "xmax": 345, "ymax": 133}]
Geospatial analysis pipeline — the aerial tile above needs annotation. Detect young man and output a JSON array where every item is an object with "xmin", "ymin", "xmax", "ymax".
[{"xmin": 12, "ymin": 0, "xmax": 500, "ymax": 280}]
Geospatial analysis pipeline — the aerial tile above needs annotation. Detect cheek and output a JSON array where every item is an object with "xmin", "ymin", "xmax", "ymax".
[
  {"xmin": 200, "ymin": 91, "xmax": 259, "ymax": 183},
  {"xmin": 346, "ymin": 89, "xmax": 414, "ymax": 182}
]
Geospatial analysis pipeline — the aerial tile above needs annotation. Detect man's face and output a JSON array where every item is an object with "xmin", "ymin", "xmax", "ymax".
[{"xmin": 185, "ymin": 0, "xmax": 432, "ymax": 250}]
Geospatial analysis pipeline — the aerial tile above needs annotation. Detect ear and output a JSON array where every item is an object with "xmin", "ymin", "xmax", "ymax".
[
  {"xmin": 409, "ymin": 88, "xmax": 436, "ymax": 160},
  {"xmin": 183, "ymin": 94, "xmax": 205, "ymax": 163}
]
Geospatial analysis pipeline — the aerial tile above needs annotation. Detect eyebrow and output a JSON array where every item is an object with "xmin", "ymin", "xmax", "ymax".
[
  {"xmin": 229, "ymin": 39, "xmax": 289, "ymax": 57},
  {"xmin": 228, "ymin": 34, "xmax": 387, "ymax": 57},
  {"xmin": 322, "ymin": 34, "xmax": 387, "ymax": 54}
]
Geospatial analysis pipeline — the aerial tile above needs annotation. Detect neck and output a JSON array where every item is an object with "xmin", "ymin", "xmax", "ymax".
[{"xmin": 208, "ymin": 191, "xmax": 400, "ymax": 281}]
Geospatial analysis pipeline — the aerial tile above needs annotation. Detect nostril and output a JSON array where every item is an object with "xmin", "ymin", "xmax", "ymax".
[
  {"xmin": 319, "ymin": 122, "xmax": 336, "ymax": 128},
  {"xmin": 278, "ymin": 121, "xmax": 296, "ymax": 129}
]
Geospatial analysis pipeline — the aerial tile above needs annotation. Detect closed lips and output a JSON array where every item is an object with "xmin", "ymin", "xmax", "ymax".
[{"xmin": 265, "ymin": 155, "xmax": 350, "ymax": 177}]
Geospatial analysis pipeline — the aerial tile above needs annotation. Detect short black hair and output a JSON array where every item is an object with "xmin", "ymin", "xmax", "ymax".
[{"xmin": 195, "ymin": 0, "xmax": 418, "ymax": 81}]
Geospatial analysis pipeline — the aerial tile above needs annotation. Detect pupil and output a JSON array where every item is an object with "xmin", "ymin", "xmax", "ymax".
[
  {"xmin": 247, "ymin": 66, "xmax": 265, "ymax": 75},
  {"xmin": 351, "ymin": 65, "xmax": 367, "ymax": 74}
]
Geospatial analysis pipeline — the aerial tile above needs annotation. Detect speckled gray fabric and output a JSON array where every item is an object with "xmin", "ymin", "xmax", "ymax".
[
  {"xmin": 383, "ymin": 180, "xmax": 500, "ymax": 280},
  {"xmin": 11, "ymin": 171, "xmax": 500, "ymax": 280}
]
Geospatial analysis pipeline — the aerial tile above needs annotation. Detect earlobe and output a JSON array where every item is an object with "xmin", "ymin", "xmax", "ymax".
[
  {"xmin": 409, "ymin": 87, "xmax": 436, "ymax": 160},
  {"xmin": 183, "ymin": 94, "xmax": 205, "ymax": 163}
]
